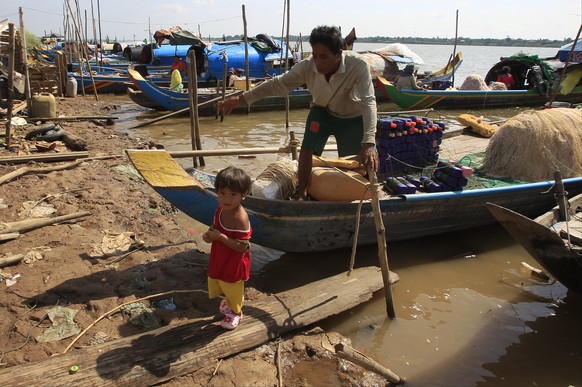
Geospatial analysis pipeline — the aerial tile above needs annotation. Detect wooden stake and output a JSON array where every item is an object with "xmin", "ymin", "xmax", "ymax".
[
  {"xmin": 0, "ymin": 211, "xmax": 91, "ymax": 235},
  {"xmin": 187, "ymin": 49, "xmax": 204, "ymax": 167},
  {"xmin": 4, "ymin": 23, "xmax": 15, "ymax": 148},
  {"xmin": 18, "ymin": 7, "xmax": 32, "ymax": 113},
  {"xmin": 242, "ymin": 5, "xmax": 250, "ymax": 114},
  {"xmin": 368, "ymin": 167, "xmax": 396, "ymax": 319}
]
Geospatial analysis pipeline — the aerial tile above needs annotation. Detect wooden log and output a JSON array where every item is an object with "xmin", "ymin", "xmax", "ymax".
[
  {"xmin": 25, "ymin": 116, "xmax": 119, "ymax": 122},
  {"xmin": 334, "ymin": 343, "xmax": 404, "ymax": 384},
  {"xmin": 4, "ymin": 23, "xmax": 15, "ymax": 147},
  {"xmin": 0, "ymin": 155, "xmax": 118, "ymax": 185},
  {"xmin": 0, "ymin": 151, "xmax": 89, "ymax": 165},
  {"xmin": 0, "ymin": 211, "xmax": 91, "ymax": 234},
  {"xmin": 0, "ymin": 254, "xmax": 24, "ymax": 268},
  {"xmin": 0, "ymin": 232, "xmax": 20, "ymax": 241},
  {"xmin": 62, "ymin": 131, "xmax": 88, "ymax": 151},
  {"xmin": 0, "ymin": 266, "xmax": 385, "ymax": 386}
]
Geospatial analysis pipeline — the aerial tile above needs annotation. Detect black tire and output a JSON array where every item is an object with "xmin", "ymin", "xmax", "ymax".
[{"xmin": 24, "ymin": 123, "xmax": 56, "ymax": 140}]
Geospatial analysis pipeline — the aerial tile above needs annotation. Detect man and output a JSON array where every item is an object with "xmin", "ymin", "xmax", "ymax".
[{"xmin": 218, "ymin": 25, "xmax": 378, "ymax": 200}]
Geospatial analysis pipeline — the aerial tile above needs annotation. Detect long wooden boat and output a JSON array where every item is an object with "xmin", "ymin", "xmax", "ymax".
[
  {"xmin": 125, "ymin": 149, "xmax": 582, "ymax": 253},
  {"xmin": 376, "ymin": 75, "xmax": 582, "ymax": 109},
  {"xmin": 376, "ymin": 53, "xmax": 582, "ymax": 109},
  {"xmin": 487, "ymin": 194, "xmax": 582, "ymax": 294},
  {"xmin": 127, "ymin": 68, "xmax": 313, "ymax": 113}
]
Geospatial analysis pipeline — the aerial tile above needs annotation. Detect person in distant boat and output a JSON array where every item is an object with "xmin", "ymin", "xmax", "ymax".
[
  {"xmin": 202, "ymin": 166, "xmax": 252, "ymax": 330},
  {"xmin": 217, "ymin": 25, "xmax": 379, "ymax": 200},
  {"xmin": 227, "ymin": 68, "xmax": 246, "ymax": 88},
  {"xmin": 168, "ymin": 55, "xmax": 187, "ymax": 77},
  {"xmin": 496, "ymin": 66, "xmax": 515, "ymax": 89},
  {"xmin": 395, "ymin": 64, "xmax": 423, "ymax": 90}
]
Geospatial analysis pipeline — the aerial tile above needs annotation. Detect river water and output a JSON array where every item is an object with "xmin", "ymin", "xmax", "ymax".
[{"xmin": 109, "ymin": 43, "xmax": 580, "ymax": 386}]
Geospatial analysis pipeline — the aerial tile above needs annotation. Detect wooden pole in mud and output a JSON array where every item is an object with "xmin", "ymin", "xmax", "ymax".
[
  {"xmin": 19, "ymin": 7, "xmax": 32, "ymax": 114},
  {"xmin": 368, "ymin": 167, "xmax": 396, "ymax": 319},
  {"xmin": 242, "ymin": 5, "xmax": 250, "ymax": 114},
  {"xmin": 284, "ymin": 0, "xmax": 291, "ymax": 129},
  {"xmin": 187, "ymin": 49, "xmax": 204, "ymax": 167},
  {"xmin": 4, "ymin": 23, "xmax": 15, "ymax": 148}
]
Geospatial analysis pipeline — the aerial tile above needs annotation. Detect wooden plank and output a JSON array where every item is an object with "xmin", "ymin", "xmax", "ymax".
[
  {"xmin": 0, "ymin": 152, "xmax": 89, "ymax": 165},
  {"xmin": 0, "ymin": 266, "xmax": 389, "ymax": 386}
]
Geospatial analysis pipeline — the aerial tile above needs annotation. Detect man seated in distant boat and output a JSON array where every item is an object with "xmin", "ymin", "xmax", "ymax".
[
  {"xmin": 395, "ymin": 64, "xmax": 423, "ymax": 90},
  {"xmin": 167, "ymin": 55, "xmax": 187, "ymax": 77},
  {"xmin": 496, "ymin": 66, "xmax": 515, "ymax": 89},
  {"xmin": 218, "ymin": 25, "xmax": 379, "ymax": 200}
]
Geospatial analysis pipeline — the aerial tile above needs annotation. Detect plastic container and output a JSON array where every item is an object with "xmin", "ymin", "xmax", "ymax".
[
  {"xmin": 31, "ymin": 93, "xmax": 57, "ymax": 118},
  {"xmin": 66, "ymin": 77, "xmax": 77, "ymax": 98}
]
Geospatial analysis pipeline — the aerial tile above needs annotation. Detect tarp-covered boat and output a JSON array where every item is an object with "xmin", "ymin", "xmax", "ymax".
[{"xmin": 376, "ymin": 53, "xmax": 582, "ymax": 109}]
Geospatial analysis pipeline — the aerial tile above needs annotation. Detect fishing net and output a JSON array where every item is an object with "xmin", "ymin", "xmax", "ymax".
[
  {"xmin": 459, "ymin": 74, "xmax": 489, "ymax": 90},
  {"xmin": 251, "ymin": 159, "xmax": 298, "ymax": 199},
  {"xmin": 480, "ymin": 108, "xmax": 582, "ymax": 181}
]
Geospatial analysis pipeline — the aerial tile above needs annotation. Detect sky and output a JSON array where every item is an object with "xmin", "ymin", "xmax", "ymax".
[{"xmin": 3, "ymin": 0, "xmax": 581, "ymax": 43}]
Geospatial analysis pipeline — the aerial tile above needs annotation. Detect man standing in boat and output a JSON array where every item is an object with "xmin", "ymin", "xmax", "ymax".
[{"xmin": 218, "ymin": 25, "xmax": 378, "ymax": 200}]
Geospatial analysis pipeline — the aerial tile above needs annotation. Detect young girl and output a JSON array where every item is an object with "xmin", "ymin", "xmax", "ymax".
[{"xmin": 202, "ymin": 166, "xmax": 252, "ymax": 330}]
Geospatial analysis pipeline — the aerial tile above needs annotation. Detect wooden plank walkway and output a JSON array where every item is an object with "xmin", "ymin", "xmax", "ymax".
[{"xmin": 0, "ymin": 266, "xmax": 393, "ymax": 386}]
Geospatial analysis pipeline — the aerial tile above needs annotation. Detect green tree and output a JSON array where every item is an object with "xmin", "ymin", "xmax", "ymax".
[{"xmin": 25, "ymin": 30, "xmax": 41, "ymax": 48}]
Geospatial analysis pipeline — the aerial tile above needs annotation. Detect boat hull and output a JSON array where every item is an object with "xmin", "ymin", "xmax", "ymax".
[
  {"xmin": 126, "ymin": 149, "xmax": 582, "ymax": 253},
  {"xmin": 488, "ymin": 197, "xmax": 582, "ymax": 294}
]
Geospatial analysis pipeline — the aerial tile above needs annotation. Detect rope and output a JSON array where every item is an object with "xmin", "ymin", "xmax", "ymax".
[{"xmin": 347, "ymin": 184, "xmax": 373, "ymax": 276}]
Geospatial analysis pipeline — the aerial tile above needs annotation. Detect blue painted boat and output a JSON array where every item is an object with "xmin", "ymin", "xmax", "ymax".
[
  {"xmin": 127, "ymin": 68, "xmax": 312, "ymax": 113},
  {"xmin": 125, "ymin": 149, "xmax": 582, "ymax": 253}
]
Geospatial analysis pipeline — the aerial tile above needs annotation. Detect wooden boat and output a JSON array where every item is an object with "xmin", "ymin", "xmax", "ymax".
[
  {"xmin": 376, "ymin": 53, "xmax": 582, "ymax": 109},
  {"xmin": 127, "ymin": 68, "xmax": 313, "ymax": 113},
  {"xmin": 487, "ymin": 193, "xmax": 582, "ymax": 294},
  {"xmin": 124, "ymin": 149, "xmax": 582, "ymax": 253},
  {"xmin": 126, "ymin": 68, "xmax": 223, "ymax": 114}
]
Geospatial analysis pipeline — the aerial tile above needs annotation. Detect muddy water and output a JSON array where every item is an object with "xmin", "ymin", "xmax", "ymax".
[{"xmin": 109, "ymin": 95, "xmax": 581, "ymax": 386}]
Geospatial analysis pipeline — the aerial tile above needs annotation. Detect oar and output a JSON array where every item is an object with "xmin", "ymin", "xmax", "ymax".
[{"xmin": 129, "ymin": 90, "xmax": 243, "ymax": 130}]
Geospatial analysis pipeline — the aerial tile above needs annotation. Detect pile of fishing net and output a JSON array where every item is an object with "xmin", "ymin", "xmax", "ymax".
[
  {"xmin": 458, "ymin": 75, "xmax": 508, "ymax": 90},
  {"xmin": 251, "ymin": 158, "xmax": 298, "ymax": 199},
  {"xmin": 480, "ymin": 108, "xmax": 582, "ymax": 181}
]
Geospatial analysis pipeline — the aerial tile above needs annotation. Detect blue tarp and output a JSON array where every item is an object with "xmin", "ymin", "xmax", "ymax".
[{"xmin": 558, "ymin": 41, "xmax": 582, "ymax": 63}]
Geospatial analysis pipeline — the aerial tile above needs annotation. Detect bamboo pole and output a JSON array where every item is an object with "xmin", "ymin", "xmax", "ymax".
[
  {"xmin": 368, "ymin": 167, "xmax": 396, "ymax": 319},
  {"xmin": 4, "ymin": 23, "xmax": 15, "ymax": 148},
  {"xmin": 220, "ymin": 58, "xmax": 228, "ymax": 121},
  {"xmin": 548, "ymin": 23, "xmax": 582, "ymax": 106},
  {"xmin": 66, "ymin": 0, "xmax": 98, "ymax": 101},
  {"xmin": 18, "ymin": 7, "xmax": 32, "ymax": 113},
  {"xmin": 242, "ymin": 5, "xmax": 250, "ymax": 114},
  {"xmin": 167, "ymin": 144, "xmax": 337, "ymax": 159},
  {"xmin": 187, "ymin": 49, "xmax": 204, "ymax": 167},
  {"xmin": 451, "ymin": 10, "xmax": 459, "ymax": 87},
  {"xmin": 96, "ymin": 0, "xmax": 103, "ymax": 66},
  {"xmin": 284, "ymin": 0, "xmax": 291, "ymax": 129}
]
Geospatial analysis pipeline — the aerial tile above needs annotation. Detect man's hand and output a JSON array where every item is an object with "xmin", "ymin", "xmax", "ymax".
[
  {"xmin": 359, "ymin": 143, "xmax": 379, "ymax": 172},
  {"xmin": 217, "ymin": 95, "xmax": 244, "ymax": 115}
]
